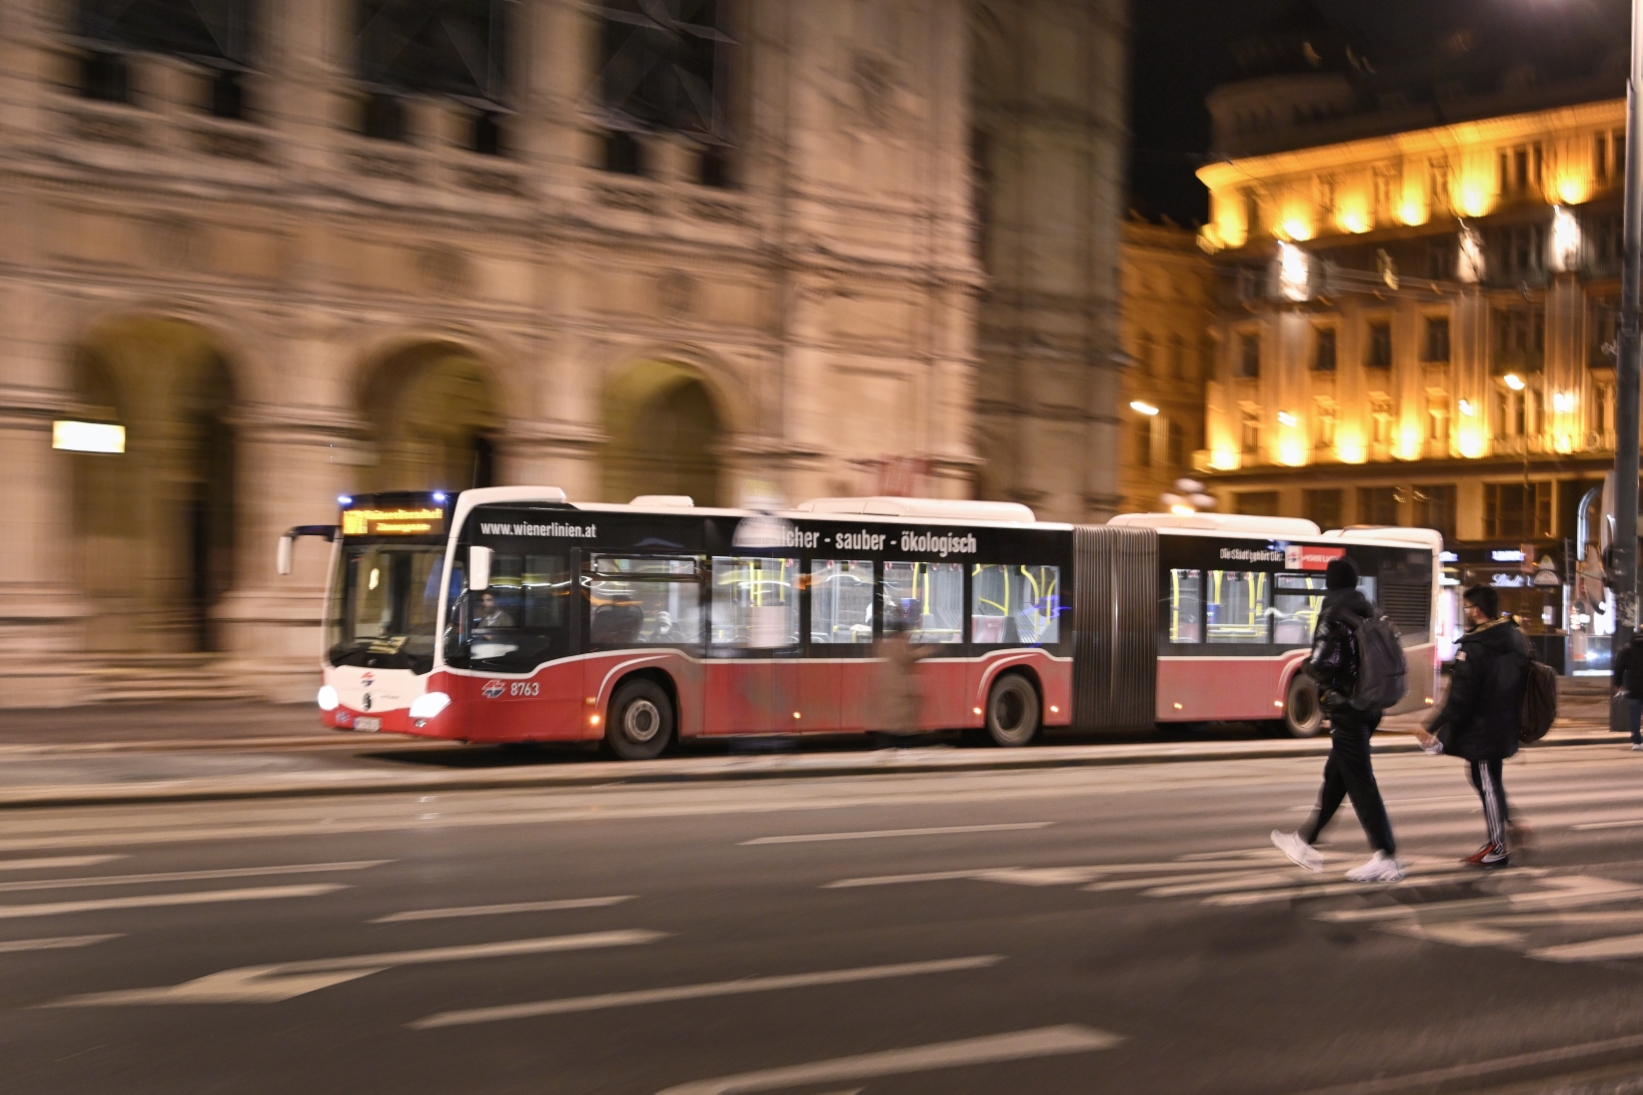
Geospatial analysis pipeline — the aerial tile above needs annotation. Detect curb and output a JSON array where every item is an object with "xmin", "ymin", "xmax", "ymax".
[{"xmin": 0, "ymin": 729, "xmax": 1620, "ymax": 812}]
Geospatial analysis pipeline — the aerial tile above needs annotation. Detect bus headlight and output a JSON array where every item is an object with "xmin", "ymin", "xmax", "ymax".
[
  {"xmin": 409, "ymin": 691, "xmax": 451, "ymax": 719},
  {"xmin": 317, "ymin": 685, "xmax": 339, "ymax": 711}
]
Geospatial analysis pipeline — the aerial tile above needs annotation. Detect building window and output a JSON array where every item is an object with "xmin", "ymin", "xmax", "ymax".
[
  {"xmin": 1365, "ymin": 320, "xmax": 1392, "ymax": 369},
  {"xmin": 472, "ymin": 111, "xmax": 504, "ymax": 156},
  {"xmin": 1597, "ymin": 131, "xmax": 1611, "ymax": 182},
  {"xmin": 1138, "ymin": 333, "xmax": 1155, "ymax": 375},
  {"xmin": 1596, "ymin": 381, "xmax": 1615, "ymax": 440},
  {"xmin": 1413, "ymin": 485, "xmax": 1456, "ymax": 543},
  {"xmin": 1133, "ymin": 416, "xmax": 1152, "ymax": 469},
  {"xmin": 1238, "ymin": 333, "xmax": 1260, "ymax": 379},
  {"xmin": 1235, "ymin": 491, "xmax": 1278, "ymax": 517},
  {"xmin": 1167, "ymin": 419, "xmax": 1187, "ymax": 469},
  {"xmin": 1423, "ymin": 316, "xmax": 1451, "ymax": 363},
  {"xmin": 1313, "ymin": 399, "xmax": 1338, "ymax": 450},
  {"xmin": 1495, "ymin": 226, "xmax": 1545, "ymax": 280},
  {"xmin": 1358, "ymin": 486, "xmax": 1400, "ymax": 526},
  {"xmin": 209, "ymin": 68, "xmax": 247, "ymax": 120},
  {"xmin": 598, "ymin": 0, "xmax": 734, "ymax": 144},
  {"xmin": 78, "ymin": 0, "xmax": 255, "ymax": 79},
  {"xmin": 603, "ymin": 130, "xmax": 646, "ymax": 174},
  {"xmin": 361, "ymin": 91, "xmax": 405, "ymax": 141},
  {"xmin": 1370, "ymin": 397, "xmax": 1393, "ymax": 447},
  {"xmin": 356, "ymin": 0, "xmax": 509, "ymax": 110},
  {"xmin": 1239, "ymin": 407, "xmax": 1261, "ymax": 455},
  {"xmin": 1304, "ymin": 489, "xmax": 1343, "ymax": 530},
  {"xmin": 1243, "ymin": 189, "xmax": 1260, "ymax": 237},
  {"xmin": 1492, "ymin": 307, "xmax": 1544, "ymax": 373},
  {"xmin": 1170, "ymin": 335, "xmax": 1187, "ymax": 380},
  {"xmin": 79, "ymin": 49, "xmax": 131, "ymax": 103},
  {"xmin": 699, "ymin": 145, "xmax": 732, "ymax": 187},
  {"xmin": 1427, "ymin": 393, "xmax": 1451, "ymax": 447},
  {"xmin": 1313, "ymin": 327, "xmax": 1337, "ymax": 372},
  {"xmin": 1484, "ymin": 482, "xmax": 1553, "ymax": 538}
]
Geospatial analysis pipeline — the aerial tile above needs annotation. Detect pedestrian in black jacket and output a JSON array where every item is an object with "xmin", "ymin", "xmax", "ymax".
[
  {"xmin": 1272, "ymin": 555, "xmax": 1405, "ymax": 883},
  {"xmin": 1610, "ymin": 631, "xmax": 1643, "ymax": 750},
  {"xmin": 1420, "ymin": 584, "xmax": 1530, "ymax": 869}
]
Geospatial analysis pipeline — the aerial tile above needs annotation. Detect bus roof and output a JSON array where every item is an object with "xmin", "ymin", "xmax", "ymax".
[{"xmin": 1108, "ymin": 512, "xmax": 1322, "ymax": 537}]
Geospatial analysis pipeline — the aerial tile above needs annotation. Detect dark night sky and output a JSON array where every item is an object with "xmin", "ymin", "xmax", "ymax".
[{"xmin": 1127, "ymin": 0, "xmax": 1630, "ymax": 225}]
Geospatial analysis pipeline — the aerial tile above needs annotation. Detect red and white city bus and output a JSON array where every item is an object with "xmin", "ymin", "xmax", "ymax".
[{"xmin": 277, "ymin": 490, "xmax": 1440, "ymax": 755}]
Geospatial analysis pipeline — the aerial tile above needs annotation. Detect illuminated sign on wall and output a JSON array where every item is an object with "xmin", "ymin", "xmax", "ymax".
[
  {"xmin": 341, "ymin": 507, "xmax": 446, "ymax": 537},
  {"xmin": 52, "ymin": 421, "xmax": 125, "ymax": 454},
  {"xmin": 1490, "ymin": 549, "xmax": 1526, "ymax": 563}
]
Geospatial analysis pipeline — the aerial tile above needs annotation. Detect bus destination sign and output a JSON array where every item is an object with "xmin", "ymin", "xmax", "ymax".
[{"xmin": 341, "ymin": 507, "xmax": 446, "ymax": 537}]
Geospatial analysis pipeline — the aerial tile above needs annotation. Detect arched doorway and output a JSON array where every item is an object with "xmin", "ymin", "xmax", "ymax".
[
  {"xmin": 72, "ymin": 317, "xmax": 236, "ymax": 654},
  {"xmin": 601, "ymin": 360, "xmax": 723, "ymax": 505},
  {"xmin": 360, "ymin": 342, "xmax": 501, "ymax": 492}
]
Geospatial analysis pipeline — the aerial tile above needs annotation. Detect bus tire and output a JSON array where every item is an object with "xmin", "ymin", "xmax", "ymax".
[
  {"xmin": 984, "ymin": 673, "xmax": 1040, "ymax": 747},
  {"xmin": 1282, "ymin": 674, "xmax": 1325, "ymax": 738},
  {"xmin": 605, "ymin": 678, "xmax": 674, "ymax": 760}
]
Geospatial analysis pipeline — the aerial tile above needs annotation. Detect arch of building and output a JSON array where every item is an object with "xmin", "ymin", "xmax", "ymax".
[
  {"xmin": 356, "ymin": 340, "xmax": 504, "ymax": 493},
  {"xmin": 70, "ymin": 315, "xmax": 238, "ymax": 654},
  {"xmin": 600, "ymin": 358, "xmax": 731, "ymax": 507}
]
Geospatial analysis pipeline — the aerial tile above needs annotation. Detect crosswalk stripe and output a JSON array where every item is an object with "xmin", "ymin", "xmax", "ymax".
[
  {"xmin": 0, "ymin": 884, "xmax": 346, "ymax": 919},
  {"xmin": 1315, "ymin": 875, "xmax": 1634, "ymax": 923},
  {"xmin": 53, "ymin": 930, "xmax": 668, "ymax": 1006},
  {"xmin": 652, "ymin": 1025, "xmax": 1123, "ymax": 1095},
  {"xmin": 0, "ymin": 934, "xmax": 122, "ymax": 953},
  {"xmin": 0, "ymin": 860, "xmax": 388, "ymax": 895},
  {"xmin": 372, "ymin": 896, "xmax": 635, "ymax": 923},
  {"xmin": 412, "ymin": 955, "xmax": 1005, "ymax": 1029},
  {"xmin": 1529, "ymin": 933, "xmax": 1643, "ymax": 961},
  {"xmin": 741, "ymin": 823, "xmax": 1049, "ymax": 845},
  {"xmin": 1206, "ymin": 869, "xmax": 1502, "ymax": 907},
  {"xmin": 0, "ymin": 856, "xmax": 124, "ymax": 872}
]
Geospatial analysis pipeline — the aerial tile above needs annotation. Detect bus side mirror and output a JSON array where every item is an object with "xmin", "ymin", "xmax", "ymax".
[
  {"xmin": 276, "ymin": 533, "xmax": 294, "ymax": 576},
  {"xmin": 469, "ymin": 545, "xmax": 493, "ymax": 592}
]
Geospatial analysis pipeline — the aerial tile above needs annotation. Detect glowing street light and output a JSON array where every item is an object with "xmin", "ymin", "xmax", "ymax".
[
  {"xmin": 1129, "ymin": 400, "xmax": 1159, "ymax": 416},
  {"xmin": 1503, "ymin": 373, "xmax": 1526, "ymax": 392}
]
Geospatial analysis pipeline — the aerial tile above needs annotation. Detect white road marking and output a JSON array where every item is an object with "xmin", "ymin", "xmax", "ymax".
[
  {"xmin": 0, "ymin": 856, "xmax": 125, "ymax": 872},
  {"xmin": 0, "ymin": 934, "xmax": 123, "ymax": 953},
  {"xmin": 52, "ymin": 930, "xmax": 667, "ymax": 1006},
  {"xmin": 412, "ymin": 955, "xmax": 1004, "ymax": 1029},
  {"xmin": 0, "ymin": 883, "xmax": 347, "ymax": 920},
  {"xmin": 741, "ymin": 823, "xmax": 1050, "ymax": 845},
  {"xmin": 1293, "ymin": 1030, "xmax": 1643, "ymax": 1095},
  {"xmin": 1572, "ymin": 817, "xmax": 1643, "ymax": 831},
  {"xmin": 1206, "ymin": 869, "xmax": 1513, "ymax": 907},
  {"xmin": 0, "ymin": 860, "xmax": 388, "ymax": 895},
  {"xmin": 652, "ymin": 1025, "xmax": 1123, "ymax": 1095},
  {"xmin": 826, "ymin": 857, "xmax": 1281, "ymax": 889},
  {"xmin": 825, "ymin": 869, "xmax": 1013, "ymax": 889},
  {"xmin": 1083, "ymin": 870, "xmax": 1281, "ymax": 893},
  {"xmin": 1529, "ymin": 932, "xmax": 1643, "ymax": 961},
  {"xmin": 372, "ymin": 896, "xmax": 636, "ymax": 923},
  {"xmin": 1314, "ymin": 875, "xmax": 1637, "ymax": 923},
  {"xmin": 1378, "ymin": 922, "xmax": 1527, "ymax": 947}
]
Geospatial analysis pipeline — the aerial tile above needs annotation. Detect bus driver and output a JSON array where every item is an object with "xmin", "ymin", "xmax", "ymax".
[{"xmin": 475, "ymin": 591, "xmax": 515, "ymax": 630}]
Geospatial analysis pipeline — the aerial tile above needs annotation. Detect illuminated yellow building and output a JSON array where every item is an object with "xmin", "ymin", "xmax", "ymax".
[{"xmin": 1196, "ymin": 50, "xmax": 1626, "ymax": 660}]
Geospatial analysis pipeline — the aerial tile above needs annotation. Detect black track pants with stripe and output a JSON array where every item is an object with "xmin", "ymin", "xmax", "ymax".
[{"xmin": 1467, "ymin": 758, "xmax": 1509, "ymax": 850}]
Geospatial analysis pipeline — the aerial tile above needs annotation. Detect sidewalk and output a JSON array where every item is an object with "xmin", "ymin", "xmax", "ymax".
[{"xmin": 0, "ymin": 705, "xmax": 1619, "ymax": 811}]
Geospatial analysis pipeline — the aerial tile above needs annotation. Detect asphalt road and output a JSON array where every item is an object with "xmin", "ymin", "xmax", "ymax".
[{"xmin": 2, "ymin": 744, "xmax": 1642, "ymax": 1093}]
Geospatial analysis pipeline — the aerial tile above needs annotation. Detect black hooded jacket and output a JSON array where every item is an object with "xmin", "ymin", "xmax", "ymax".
[
  {"xmin": 1427, "ymin": 616, "xmax": 1530, "ymax": 761},
  {"xmin": 1302, "ymin": 587, "xmax": 1375, "ymax": 711}
]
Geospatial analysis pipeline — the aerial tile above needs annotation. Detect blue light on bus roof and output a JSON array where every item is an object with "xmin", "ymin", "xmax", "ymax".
[
  {"xmin": 337, "ymin": 495, "xmax": 352, "ymax": 506},
  {"xmin": 432, "ymin": 492, "xmax": 447, "ymax": 503}
]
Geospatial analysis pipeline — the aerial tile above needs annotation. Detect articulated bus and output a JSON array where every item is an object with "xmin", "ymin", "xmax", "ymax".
[{"xmin": 278, "ymin": 488, "xmax": 1441, "ymax": 756}]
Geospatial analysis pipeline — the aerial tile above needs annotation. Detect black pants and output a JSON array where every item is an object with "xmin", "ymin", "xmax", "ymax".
[
  {"xmin": 1467, "ymin": 758, "xmax": 1509, "ymax": 849},
  {"xmin": 1299, "ymin": 707, "xmax": 1396, "ymax": 856}
]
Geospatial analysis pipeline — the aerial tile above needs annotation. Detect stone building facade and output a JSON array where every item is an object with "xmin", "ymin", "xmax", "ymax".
[{"xmin": 0, "ymin": 0, "xmax": 1125, "ymax": 705}]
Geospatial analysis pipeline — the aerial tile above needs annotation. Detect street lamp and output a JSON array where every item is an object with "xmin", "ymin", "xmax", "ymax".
[{"xmin": 1615, "ymin": 1, "xmax": 1643, "ymax": 658}]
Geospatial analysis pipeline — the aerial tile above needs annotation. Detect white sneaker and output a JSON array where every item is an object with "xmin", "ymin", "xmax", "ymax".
[
  {"xmin": 1271, "ymin": 830, "xmax": 1324, "ymax": 873},
  {"xmin": 1345, "ymin": 851, "xmax": 1405, "ymax": 883},
  {"xmin": 1631, "ymin": 743, "xmax": 1641, "ymax": 751}
]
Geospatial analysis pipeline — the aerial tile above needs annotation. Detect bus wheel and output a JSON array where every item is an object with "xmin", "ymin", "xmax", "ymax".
[
  {"xmin": 605, "ymin": 678, "xmax": 674, "ymax": 760},
  {"xmin": 984, "ymin": 674, "xmax": 1040, "ymax": 747},
  {"xmin": 1282, "ymin": 675, "xmax": 1325, "ymax": 738}
]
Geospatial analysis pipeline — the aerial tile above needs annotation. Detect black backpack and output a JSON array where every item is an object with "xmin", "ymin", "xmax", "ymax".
[
  {"xmin": 1350, "ymin": 611, "xmax": 1408, "ymax": 712},
  {"xmin": 1520, "ymin": 654, "xmax": 1558, "ymax": 744}
]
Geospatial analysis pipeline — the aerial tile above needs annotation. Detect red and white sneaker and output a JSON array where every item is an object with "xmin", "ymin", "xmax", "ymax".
[{"xmin": 1463, "ymin": 842, "xmax": 1509, "ymax": 869}]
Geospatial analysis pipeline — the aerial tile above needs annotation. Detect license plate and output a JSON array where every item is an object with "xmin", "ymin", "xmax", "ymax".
[{"xmin": 353, "ymin": 717, "xmax": 382, "ymax": 732}]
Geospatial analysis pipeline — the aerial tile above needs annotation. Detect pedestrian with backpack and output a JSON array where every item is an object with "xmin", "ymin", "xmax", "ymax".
[
  {"xmin": 1272, "ymin": 555, "xmax": 1406, "ymax": 883},
  {"xmin": 1417, "ymin": 585, "xmax": 1532, "ymax": 869}
]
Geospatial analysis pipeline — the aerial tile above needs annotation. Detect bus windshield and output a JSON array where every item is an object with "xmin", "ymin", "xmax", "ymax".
[{"xmin": 326, "ymin": 543, "xmax": 445, "ymax": 673}]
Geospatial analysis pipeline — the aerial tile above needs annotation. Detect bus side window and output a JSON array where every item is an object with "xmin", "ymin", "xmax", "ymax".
[
  {"xmin": 971, "ymin": 564, "xmax": 1060, "ymax": 645},
  {"xmin": 589, "ymin": 556, "xmax": 702, "ymax": 647},
  {"xmin": 1273, "ymin": 573, "xmax": 1327, "ymax": 646},
  {"xmin": 711, "ymin": 557, "xmax": 799, "ymax": 648},
  {"xmin": 1206, "ymin": 570, "xmax": 1270, "ymax": 644},
  {"xmin": 883, "ymin": 561, "xmax": 963, "ymax": 643},
  {"xmin": 811, "ymin": 560, "xmax": 874, "ymax": 643},
  {"xmin": 1169, "ymin": 569, "xmax": 1202, "ymax": 643}
]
